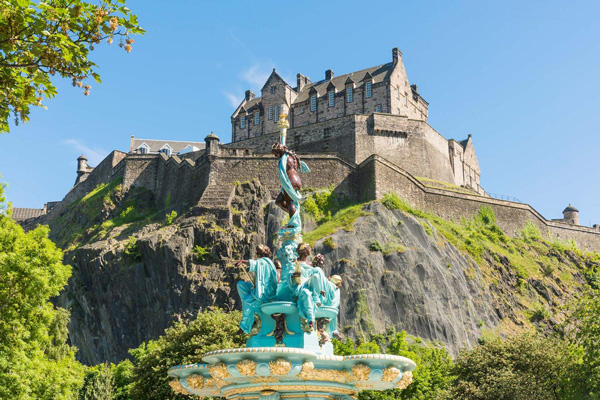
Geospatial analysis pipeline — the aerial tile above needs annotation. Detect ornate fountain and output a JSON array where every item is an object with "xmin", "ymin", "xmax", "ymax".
[{"xmin": 168, "ymin": 107, "xmax": 416, "ymax": 399}]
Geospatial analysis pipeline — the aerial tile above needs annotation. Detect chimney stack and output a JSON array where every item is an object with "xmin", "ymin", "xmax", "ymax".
[
  {"xmin": 325, "ymin": 69, "xmax": 334, "ymax": 81},
  {"xmin": 245, "ymin": 90, "xmax": 255, "ymax": 101},
  {"xmin": 392, "ymin": 47, "xmax": 402, "ymax": 65},
  {"xmin": 297, "ymin": 73, "xmax": 311, "ymax": 92}
]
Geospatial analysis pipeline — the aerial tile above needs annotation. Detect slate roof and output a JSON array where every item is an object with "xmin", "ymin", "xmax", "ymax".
[
  {"xmin": 12, "ymin": 208, "xmax": 44, "ymax": 221},
  {"xmin": 293, "ymin": 62, "xmax": 394, "ymax": 103},
  {"xmin": 131, "ymin": 137, "xmax": 206, "ymax": 153}
]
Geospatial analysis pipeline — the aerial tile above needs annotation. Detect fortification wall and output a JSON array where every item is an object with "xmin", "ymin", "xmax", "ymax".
[
  {"xmin": 210, "ymin": 154, "xmax": 358, "ymax": 201},
  {"xmin": 41, "ymin": 151, "xmax": 128, "ymax": 224},
  {"xmin": 366, "ymin": 156, "xmax": 600, "ymax": 251}
]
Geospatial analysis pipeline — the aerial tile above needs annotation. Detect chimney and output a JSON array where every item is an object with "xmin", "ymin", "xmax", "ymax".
[
  {"xmin": 245, "ymin": 90, "xmax": 255, "ymax": 101},
  {"xmin": 411, "ymin": 84, "xmax": 418, "ymax": 93},
  {"xmin": 297, "ymin": 73, "xmax": 311, "ymax": 92},
  {"xmin": 325, "ymin": 69, "xmax": 334, "ymax": 81},
  {"xmin": 392, "ymin": 47, "xmax": 402, "ymax": 65}
]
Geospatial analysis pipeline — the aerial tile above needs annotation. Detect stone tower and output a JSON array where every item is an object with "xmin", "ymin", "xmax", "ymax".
[
  {"xmin": 75, "ymin": 155, "xmax": 90, "ymax": 185},
  {"xmin": 563, "ymin": 204, "xmax": 580, "ymax": 225}
]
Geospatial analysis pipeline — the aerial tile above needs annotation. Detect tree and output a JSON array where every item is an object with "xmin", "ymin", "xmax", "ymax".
[
  {"xmin": 333, "ymin": 330, "xmax": 454, "ymax": 400},
  {"xmin": 129, "ymin": 308, "xmax": 246, "ymax": 400},
  {"xmin": 449, "ymin": 333, "xmax": 576, "ymax": 400},
  {"xmin": 79, "ymin": 364, "xmax": 115, "ymax": 400},
  {"xmin": 564, "ymin": 289, "xmax": 600, "ymax": 398},
  {"xmin": 0, "ymin": 211, "xmax": 84, "ymax": 399},
  {"xmin": 0, "ymin": 0, "xmax": 144, "ymax": 132}
]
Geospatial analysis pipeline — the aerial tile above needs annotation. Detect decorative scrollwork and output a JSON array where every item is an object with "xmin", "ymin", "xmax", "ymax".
[
  {"xmin": 208, "ymin": 362, "xmax": 231, "ymax": 380},
  {"xmin": 297, "ymin": 361, "xmax": 350, "ymax": 383},
  {"xmin": 168, "ymin": 379, "xmax": 189, "ymax": 395},
  {"xmin": 269, "ymin": 358, "xmax": 292, "ymax": 375},
  {"xmin": 237, "ymin": 359, "xmax": 257, "ymax": 376},
  {"xmin": 381, "ymin": 366, "xmax": 401, "ymax": 382},
  {"xmin": 396, "ymin": 371, "xmax": 413, "ymax": 390},
  {"xmin": 351, "ymin": 364, "xmax": 371, "ymax": 381},
  {"xmin": 186, "ymin": 374, "xmax": 204, "ymax": 389}
]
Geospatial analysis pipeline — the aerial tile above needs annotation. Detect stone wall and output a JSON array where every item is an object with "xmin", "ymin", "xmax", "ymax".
[{"xmin": 366, "ymin": 156, "xmax": 600, "ymax": 251}]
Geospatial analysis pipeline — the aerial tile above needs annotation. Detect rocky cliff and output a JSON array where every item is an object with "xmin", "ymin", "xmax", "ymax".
[{"xmin": 45, "ymin": 179, "xmax": 597, "ymax": 365}]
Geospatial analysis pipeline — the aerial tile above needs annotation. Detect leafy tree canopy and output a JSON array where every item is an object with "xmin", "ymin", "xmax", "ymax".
[
  {"xmin": 128, "ymin": 308, "xmax": 246, "ymax": 400},
  {"xmin": 0, "ymin": 212, "xmax": 84, "ymax": 399},
  {"xmin": 0, "ymin": 0, "xmax": 144, "ymax": 132}
]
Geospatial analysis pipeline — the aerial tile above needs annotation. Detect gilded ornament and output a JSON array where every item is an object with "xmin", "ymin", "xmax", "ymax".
[
  {"xmin": 269, "ymin": 358, "xmax": 292, "ymax": 375},
  {"xmin": 297, "ymin": 361, "xmax": 350, "ymax": 383},
  {"xmin": 224, "ymin": 384, "xmax": 356, "ymax": 397},
  {"xmin": 237, "ymin": 359, "xmax": 257, "ymax": 376},
  {"xmin": 396, "ymin": 371, "xmax": 413, "ymax": 390},
  {"xmin": 209, "ymin": 362, "xmax": 231, "ymax": 379},
  {"xmin": 186, "ymin": 374, "xmax": 204, "ymax": 389},
  {"xmin": 168, "ymin": 379, "xmax": 189, "ymax": 395},
  {"xmin": 251, "ymin": 376, "xmax": 281, "ymax": 384},
  {"xmin": 351, "ymin": 364, "xmax": 371, "ymax": 381},
  {"xmin": 381, "ymin": 366, "xmax": 401, "ymax": 382}
]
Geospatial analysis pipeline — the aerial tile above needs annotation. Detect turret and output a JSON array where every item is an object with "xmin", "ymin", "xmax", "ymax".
[
  {"xmin": 205, "ymin": 132, "xmax": 220, "ymax": 157},
  {"xmin": 75, "ymin": 154, "xmax": 90, "ymax": 185},
  {"xmin": 562, "ymin": 204, "xmax": 579, "ymax": 225}
]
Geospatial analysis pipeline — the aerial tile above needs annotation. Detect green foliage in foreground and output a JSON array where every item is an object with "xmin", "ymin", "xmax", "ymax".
[
  {"xmin": 303, "ymin": 203, "xmax": 371, "ymax": 246},
  {"xmin": 0, "ymin": 213, "xmax": 84, "ymax": 399},
  {"xmin": 128, "ymin": 308, "xmax": 246, "ymax": 400},
  {"xmin": 335, "ymin": 330, "xmax": 454, "ymax": 400}
]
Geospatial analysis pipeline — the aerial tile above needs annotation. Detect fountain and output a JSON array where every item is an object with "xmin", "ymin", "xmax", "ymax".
[{"xmin": 167, "ymin": 107, "xmax": 416, "ymax": 399}]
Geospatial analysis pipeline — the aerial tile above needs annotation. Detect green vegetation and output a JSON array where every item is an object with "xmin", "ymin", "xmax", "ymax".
[
  {"xmin": 124, "ymin": 235, "xmax": 141, "ymax": 262},
  {"xmin": 0, "ymin": 207, "xmax": 84, "ymax": 398},
  {"xmin": 380, "ymin": 192, "xmax": 600, "ymax": 285},
  {"xmin": 165, "ymin": 210, "xmax": 178, "ymax": 225},
  {"xmin": 370, "ymin": 241, "xmax": 383, "ymax": 252},
  {"xmin": 323, "ymin": 236, "xmax": 337, "ymax": 250},
  {"xmin": 0, "ymin": 0, "xmax": 144, "ymax": 133},
  {"xmin": 382, "ymin": 241, "xmax": 406, "ymax": 256},
  {"xmin": 128, "ymin": 308, "xmax": 246, "ymax": 399},
  {"xmin": 304, "ymin": 203, "xmax": 371, "ymax": 246},
  {"xmin": 193, "ymin": 245, "xmax": 212, "ymax": 264}
]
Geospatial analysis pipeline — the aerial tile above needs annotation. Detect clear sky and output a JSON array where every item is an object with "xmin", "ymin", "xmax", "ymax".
[{"xmin": 2, "ymin": 0, "xmax": 600, "ymax": 226}]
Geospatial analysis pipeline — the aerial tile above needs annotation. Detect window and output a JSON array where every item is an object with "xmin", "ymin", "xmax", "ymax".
[
  {"xmin": 268, "ymin": 106, "xmax": 273, "ymax": 120},
  {"xmin": 275, "ymin": 105, "xmax": 280, "ymax": 122},
  {"xmin": 375, "ymin": 104, "xmax": 382, "ymax": 112},
  {"xmin": 270, "ymin": 86, "xmax": 276, "ymax": 94},
  {"xmin": 396, "ymin": 87, "xmax": 400, "ymax": 99},
  {"xmin": 328, "ymin": 91, "xmax": 335, "ymax": 107},
  {"xmin": 240, "ymin": 115, "xmax": 246, "ymax": 129},
  {"xmin": 310, "ymin": 95, "xmax": 317, "ymax": 111},
  {"xmin": 365, "ymin": 82, "xmax": 372, "ymax": 98},
  {"xmin": 159, "ymin": 148, "xmax": 171, "ymax": 157},
  {"xmin": 138, "ymin": 146, "xmax": 148, "ymax": 155},
  {"xmin": 347, "ymin": 87, "xmax": 353, "ymax": 103},
  {"xmin": 254, "ymin": 112, "xmax": 260, "ymax": 125}
]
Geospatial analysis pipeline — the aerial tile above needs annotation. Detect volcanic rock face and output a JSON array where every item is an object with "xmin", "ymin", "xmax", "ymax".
[
  {"xmin": 51, "ymin": 180, "xmax": 587, "ymax": 364},
  {"xmin": 309, "ymin": 202, "xmax": 499, "ymax": 349}
]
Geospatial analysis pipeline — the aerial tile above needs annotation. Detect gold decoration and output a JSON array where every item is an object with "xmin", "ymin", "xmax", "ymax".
[
  {"xmin": 237, "ymin": 359, "xmax": 257, "ymax": 376},
  {"xmin": 168, "ymin": 379, "xmax": 189, "ymax": 395},
  {"xmin": 381, "ymin": 366, "xmax": 401, "ymax": 382},
  {"xmin": 251, "ymin": 376, "xmax": 281, "ymax": 384},
  {"xmin": 209, "ymin": 362, "xmax": 231, "ymax": 379},
  {"xmin": 224, "ymin": 384, "xmax": 356, "ymax": 397},
  {"xmin": 186, "ymin": 374, "xmax": 204, "ymax": 389},
  {"xmin": 269, "ymin": 358, "xmax": 292, "ymax": 375},
  {"xmin": 351, "ymin": 364, "xmax": 371, "ymax": 381},
  {"xmin": 396, "ymin": 371, "xmax": 413, "ymax": 390},
  {"xmin": 297, "ymin": 361, "xmax": 350, "ymax": 383}
]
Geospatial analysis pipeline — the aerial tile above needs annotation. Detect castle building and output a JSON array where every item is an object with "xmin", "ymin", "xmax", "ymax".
[
  {"xmin": 129, "ymin": 136, "xmax": 206, "ymax": 157},
  {"xmin": 230, "ymin": 47, "xmax": 483, "ymax": 194}
]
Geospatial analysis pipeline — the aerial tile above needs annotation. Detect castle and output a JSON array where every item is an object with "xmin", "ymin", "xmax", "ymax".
[{"xmin": 13, "ymin": 48, "xmax": 600, "ymax": 250}]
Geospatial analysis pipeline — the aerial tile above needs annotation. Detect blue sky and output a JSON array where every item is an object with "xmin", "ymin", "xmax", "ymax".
[{"xmin": 2, "ymin": 0, "xmax": 600, "ymax": 225}]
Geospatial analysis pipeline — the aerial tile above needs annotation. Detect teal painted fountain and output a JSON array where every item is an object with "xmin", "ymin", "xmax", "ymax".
[{"xmin": 168, "ymin": 109, "xmax": 416, "ymax": 399}]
